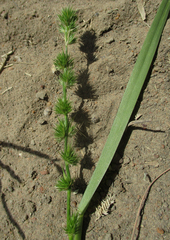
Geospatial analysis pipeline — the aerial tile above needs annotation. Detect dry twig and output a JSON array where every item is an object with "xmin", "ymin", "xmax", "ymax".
[
  {"xmin": 1, "ymin": 87, "xmax": 13, "ymax": 95},
  {"xmin": 0, "ymin": 50, "xmax": 14, "ymax": 73},
  {"xmin": 131, "ymin": 168, "xmax": 170, "ymax": 240}
]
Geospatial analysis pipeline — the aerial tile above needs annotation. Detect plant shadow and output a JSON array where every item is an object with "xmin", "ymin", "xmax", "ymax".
[
  {"xmin": 0, "ymin": 141, "xmax": 62, "ymax": 174},
  {"xmin": 71, "ymin": 30, "xmax": 98, "ymax": 193},
  {"xmin": 1, "ymin": 192, "xmax": 26, "ymax": 239},
  {"xmin": 0, "ymin": 141, "xmax": 63, "ymax": 239},
  {"xmin": 0, "ymin": 154, "xmax": 25, "ymax": 239}
]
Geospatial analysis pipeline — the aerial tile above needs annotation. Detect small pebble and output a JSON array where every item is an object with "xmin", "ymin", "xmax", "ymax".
[
  {"xmin": 18, "ymin": 152, "xmax": 22, "ymax": 157},
  {"xmin": 46, "ymin": 101, "xmax": 52, "ymax": 107},
  {"xmin": 71, "ymin": 201, "xmax": 77, "ymax": 208},
  {"xmin": 91, "ymin": 115, "xmax": 100, "ymax": 123},
  {"xmin": 157, "ymin": 187, "xmax": 162, "ymax": 192},
  {"xmin": 105, "ymin": 36, "xmax": 115, "ymax": 44},
  {"xmin": 39, "ymin": 186, "xmax": 44, "ymax": 193},
  {"xmin": 158, "ymin": 62, "xmax": 162, "ymax": 67},
  {"xmin": 15, "ymin": 55, "xmax": 22, "ymax": 62},
  {"xmin": 41, "ymin": 195, "xmax": 52, "ymax": 204},
  {"xmin": 38, "ymin": 118, "xmax": 47, "ymax": 125},
  {"xmin": 22, "ymin": 214, "xmax": 29, "ymax": 223},
  {"xmin": 8, "ymin": 185, "xmax": 14, "ymax": 192},
  {"xmin": 119, "ymin": 158, "xmax": 123, "ymax": 164},
  {"xmin": 44, "ymin": 107, "xmax": 52, "ymax": 116},
  {"xmin": 143, "ymin": 173, "xmax": 151, "ymax": 182},
  {"xmin": 51, "ymin": 64, "xmax": 56, "ymax": 73},
  {"xmin": 113, "ymin": 223, "xmax": 120, "ymax": 230},
  {"xmin": 123, "ymin": 156, "xmax": 131, "ymax": 165},
  {"xmin": 47, "ymin": 196, "xmax": 52, "ymax": 204},
  {"xmin": 80, "ymin": 147, "xmax": 86, "ymax": 157},
  {"xmin": 154, "ymin": 154, "xmax": 159, "ymax": 158},
  {"xmin": 156, "ymin": 227, "xmax": 164, "ymax": 234},
  {"xmin": 51, "ymin": 64, "xmax": 60, "ymax": 75},
  {"xmin": 1, "ymin": 11, "xmax": 8, "ymax": 19},
  {"xmin": 53, "ymin": 39, "xmax": 58, "ymax": 47},
  {"xmin": 145, "ymin": 161, "xmax": 159, "ymax": 168},
  {"xmin": 62, "ymin": 222, "xmax": 66, "ymax": 228},
  {"xmin": 104, "ymin": 233, "xmax": 112, "ymax": 240},
  {"xmin": 36, "ymin": 91, "xmax": 47, "ymax": 100},
  {"xmin": 40, "ymin": 169, "xmax": 49, "ymax": 175},
  {"xmin": 154, "ymin": 162, "xmax": 159, "ymax": 168},
  {"xmin": 139, "ymin": 165, "xmax": 144, "ymax": 170},
  {"xmin": 94, "ymin": 12, "xmax": 99, "ymax": 17},
  {"xmin": 30, "ymin": 139, "xmax": 35, "ymax": 146},
  {"xmin": 162, "ymin": 202, "xmax": 169, "ymax": 208}
]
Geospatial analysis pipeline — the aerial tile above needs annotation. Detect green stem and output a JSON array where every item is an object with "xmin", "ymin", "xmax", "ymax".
[
  {"xmin": 67, "ymin": 185, "xmax": 71, "ymax": 224},
  {"xmin": 64, "ymin": 114, "xmax": 68, "ymax": 149},
  {"xmin": 74, "ymin": 213, "xmax": 84, "ymax": 240},
  {"xmin": 65, "ymin": 44, "xmax": 68, "ymax": 55},
  {"xmin": 63, "ymin": 84, "xmax": 71, "ymax": 225},
  {"xmin": 68, "ymin": 234, "xmax": 73, "ymax": 240},
  {"xmin": 64, "ymin": 37, "xmax": 72, "ymax": 234}
]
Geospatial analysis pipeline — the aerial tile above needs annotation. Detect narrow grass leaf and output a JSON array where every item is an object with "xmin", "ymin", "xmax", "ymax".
[{"xmin": 74, "ymin": 0, "xmax": 170, "ymax": 239}]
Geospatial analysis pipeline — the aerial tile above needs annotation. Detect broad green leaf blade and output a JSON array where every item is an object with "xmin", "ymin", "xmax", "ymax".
[{"xmin": 75, "ymin": 0, "xmax": 170, "ymax": 239}]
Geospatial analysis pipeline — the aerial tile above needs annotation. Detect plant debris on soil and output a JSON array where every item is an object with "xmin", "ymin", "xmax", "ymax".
[{"xmin": 0, "ymin": 0, "xmax": 170, "ymax": 239}]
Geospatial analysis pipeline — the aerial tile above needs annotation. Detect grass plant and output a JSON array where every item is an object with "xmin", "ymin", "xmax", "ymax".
[
  {"xmin": 54, "ymin": 7, "xmax": 79, "ymax": 240},
  {"xmin": 54, "ymin": 1, "xmax": 170, "ymax": 239}
]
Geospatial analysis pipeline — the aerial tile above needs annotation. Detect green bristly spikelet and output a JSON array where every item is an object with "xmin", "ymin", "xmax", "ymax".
[
  {"xmin": 55, "ymin": 98, "xmax": 72, "ymax": 115},
  {"xmin": 58, "ymin": 8, "xmax": 77, "ymax": 27},
  {"xmin": 64, "ymin": 213, "xmax": 79, "ymax": 236},
  {"xmin": 60, "ymin": 68, "xmax": 76, "ymax": 88},
  {"xmin": 54, "ymin": 119, "xmax": 76, "ymax": 142},
  {"xmin": 58, "ymin": 7, "xmax": 77, "ymax": 45},
  {"xmin": 56, "ymin": 169, "xmax": 72, "ymax": 191},
  {"xmin": 54, "ymin": 119, "xmax": 67, "ymax": 141},
  {"xmin": 61, "ymin": 145, "xmax": 79, "ymax": 166},
  {"xmin": 54, "ymin": 51, "xmax": 73, "ymax": 70}
]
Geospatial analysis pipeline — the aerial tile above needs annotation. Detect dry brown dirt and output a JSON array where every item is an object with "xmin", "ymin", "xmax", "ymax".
[{"xmin": 0, "ymin": 0, "xmax": 170, "ymax": 239}]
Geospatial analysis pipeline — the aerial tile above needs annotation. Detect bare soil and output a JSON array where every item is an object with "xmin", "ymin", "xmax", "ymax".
[{"xmin": 0, "ymin": 0, "xmax": 170, "ymax": 239}]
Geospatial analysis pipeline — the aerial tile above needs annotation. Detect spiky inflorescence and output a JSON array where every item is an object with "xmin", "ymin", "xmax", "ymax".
[{"xmin": 95, "ymin": 194, "xmax": 115, "ymax": 221}]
